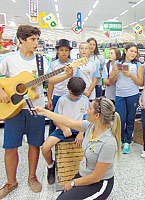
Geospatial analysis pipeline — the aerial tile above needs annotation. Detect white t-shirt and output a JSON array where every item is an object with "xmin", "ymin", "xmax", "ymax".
[
  {"xmin": 115, "ymin": 61, "xmax": 140, "ymax": 97},
  {"xmin": 54, "ymin": 94, "xmax": 90, "ymax": 131},
  {"xmin": 102, "ymin": 62, "xmax": 116, "ymax": 101},
  {"xmin": 50, "ymin": 59, "xmax": 80, "ymax": 96},
  {"xmin": 79, "ymin": 59, "xmax": 100, "ymax": 100},
  {"xmin": 0, "ymin": 51, "xmax": 50, "ymax": 108},
  {"xmin": 90, "ymin": 54, "xmax": 106, "ymax": 85}
]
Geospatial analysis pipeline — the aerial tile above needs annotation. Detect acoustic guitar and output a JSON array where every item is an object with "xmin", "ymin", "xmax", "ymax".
[{"xmin": 0, "ymin": 57, "xmax": 88, "ymax": 119}]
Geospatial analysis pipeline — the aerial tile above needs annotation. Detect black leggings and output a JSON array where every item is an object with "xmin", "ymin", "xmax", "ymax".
[{"xmin": 56, "ymin": 173, "xmax": 114, "ymax": 200}]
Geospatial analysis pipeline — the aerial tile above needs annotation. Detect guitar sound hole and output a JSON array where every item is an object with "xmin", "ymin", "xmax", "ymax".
[{"xmin": 16, "ymin": 83, "xmax": 26, "ymax": 94}]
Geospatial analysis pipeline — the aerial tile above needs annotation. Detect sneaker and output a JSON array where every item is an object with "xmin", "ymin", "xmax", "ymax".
[
  {"xmin": 122, "ymin": 143, "xmax": 130, "ymax": 154},
  {"xmin": 121, "ymin": 142, "xmax": 124, "ymax": 149},
  {"xmin": 141, "ymin": 150, "xmax": 145, "ymax": 158},
  {"xmin": 47, "ymin": 161, "xmax": 55, "ymax": 184},
  {"xmin": 0, "ymin": 181, "xmax": 18, "ymax": 199},
  {"xmin": 28, "ymin": 175, "xmax": 42, "ymax": 193}
]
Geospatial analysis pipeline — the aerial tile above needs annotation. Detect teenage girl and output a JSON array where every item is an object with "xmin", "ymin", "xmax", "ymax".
[
  {"xmin": 47, "ymin": 39, "xmax": 80, "ymax": 135},
  {"xmin": 78, "ymin": 42, "xmax": 100, "ymax": 101},
  {"xmin": 109, "ymin": 42, "xmax": 144, "ymax": 154},
  {"xmin": 87, "ymin": 38, "xmax": 106, "ymax": 97},
  {"xmin": 30, "ymin": 97, "xmax": 121, "ymax": 200},
  {"xmin": 102, "ymin": 47, "xmax": 121, "ymax": 104}
]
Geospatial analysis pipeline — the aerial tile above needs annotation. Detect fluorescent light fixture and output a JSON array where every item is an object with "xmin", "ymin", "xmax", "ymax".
[
  {"xmin": 25, "ymin": 13, "xmax": 30, "ymax": 18},
  {"xmin": 114, "ymin": 17, "xmax": 118, "ymax": 20},
  {"xmin": 125, "ymin": 32, "xmax": 135, "ymax": 38},
  {"xmin": 8, "ymin": 21, "xmax": 17, "ymax": 27},
  {"xmin": 54, "ymin": 0, "xmax": 57, "ymax": 2},
  {"xmin": 88, "ymin": 10, "xmax": 92, "ymax": 16},
  {"xmin": 56, "ymin": 13, "xmax": 59, "ymax": 18},
  {"xmin": 84, "ymin": 17, "xmax": 88, "ymax": 22},
  {"xmin": 58, "ymin": 19, "xmax": 60, "ymax": 24},
  {"xmin": 132, "ymin": 0, "xmax": 144, "ymax": 8},
  {"xmin": 140, "ymin": 17, "xmax": 145, "ymax": 21},
  {"xmin": 11, "ymin": 0, "xmax": 16, "ymax": 2},
  {"xmin": 82, "ymin": 21, "xmax": 85, "ymax": 26},
  {"xmin": 129, "ymin": 21, "xmax": 136, "ymax": 25},
  {"xmin": 55, "ymin": 4, "xmax": 59, "ymax": 12},
  {"xmin": 120, "ymin": 9, "xmax": 128, "ymax": 16},
  {"xmin": 123, "ymin": 25, "xmax": 128, "ymax": 28},
  {"xmin": 93, "ymin": 0, "xmax": 99, "ymax": 8}
]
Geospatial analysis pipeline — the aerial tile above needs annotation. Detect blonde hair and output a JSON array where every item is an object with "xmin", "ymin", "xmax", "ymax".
[
  {"xmin": 93, "ymin": 97, "xmax": 121, "ymax": 160},
  {"xmin": 79, "ymin": 42, "xmax": 90, "ymax": 58}
]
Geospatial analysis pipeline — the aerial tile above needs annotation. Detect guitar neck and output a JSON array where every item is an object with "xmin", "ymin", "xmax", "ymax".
[{"xmin": 25, "ymin": 66, "xmax": 65, "ymax": 88}]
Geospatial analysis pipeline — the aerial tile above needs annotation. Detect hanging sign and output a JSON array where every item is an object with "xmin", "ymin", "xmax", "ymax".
[
  {"xmin": 43, "ymin": 13, "xmax": 58, "ymax": 30},
  {"xmin": 71, "ymin": 21, "xmax": 84, "ymax": 34},
  {"xmin": 133, "ymin": 24, "xmax": 144, "ymax": 37},
  {"xmin": 77, "ymin": 12, "xmax": 82, "ymax": 29},
  {"xmin": 29, "ymin": 0, "xmax": 38, "ymax": 23},
  {"xmin": 103, "ymin": 21, "xmax": 122, "ymax": 39}
]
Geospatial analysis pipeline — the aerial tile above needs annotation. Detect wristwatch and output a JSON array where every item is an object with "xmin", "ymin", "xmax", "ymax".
[{"xmin": 71, "ymin": 179, "xmax": 75, "ymax": 187}]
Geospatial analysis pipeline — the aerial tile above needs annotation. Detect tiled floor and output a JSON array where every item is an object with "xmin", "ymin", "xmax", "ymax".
[{"xmin": 0, "ymin": 124, "xmax": 145, "ymax": 200}]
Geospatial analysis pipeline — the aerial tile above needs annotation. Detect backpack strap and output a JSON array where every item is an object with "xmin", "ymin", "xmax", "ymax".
[{"xmin": 36, "ymin": 54, "xmax": 44, "ymax": 76}]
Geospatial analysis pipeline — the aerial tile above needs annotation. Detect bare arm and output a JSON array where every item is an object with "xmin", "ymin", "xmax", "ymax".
[
  {"xmin": 122, "ymin": 64, "xmax": 144, "ymax": 86},
  {"xmin": 139, "ymin": 88, "xmax": 145, "ymax": 109},
  {"xmin": 54, "ymin": 121, "xmax": 73, "ymax": 137},
  {"xmin": 83, "ymin": 78, "xmax": 97, "ymax": 98},
  {"xmin": 63, "ymin": 161, "xmax": 110, "ymax": 192},
  {"xmin": 109, "ymin": 65, "xmax": 120, "ymax": 84},
  {"xmin": 48, "ymin": 65, "xmax": 73, "ymax": 85},
  {"xmin": 31, "ymin": 106, "xmax": 84, "ymax": 132},
  {"xmin": 47, "ymin": 83, "xmax": 54, "ymax": 110},
  {"xmin": 0, "ymin": 87, "xmax": 10, "ymax": 103},
  {"xmin": 103, "ymin": 78, "xmax": 115, "ymax": 86}
]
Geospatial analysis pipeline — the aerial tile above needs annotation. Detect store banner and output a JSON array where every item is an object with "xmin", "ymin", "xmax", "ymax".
[
  {"xmin": 103, "ymin": 21, "xmax": 122, "ymax": 39},
  {"xmin": 29, "ymin": 0, "xmax": 38, "ymax": 23}
]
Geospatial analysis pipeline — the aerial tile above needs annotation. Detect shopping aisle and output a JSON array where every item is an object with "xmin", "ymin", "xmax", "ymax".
[{"xmin": 0, "ymin": 124, "xmax": 145, "ymax": 200}]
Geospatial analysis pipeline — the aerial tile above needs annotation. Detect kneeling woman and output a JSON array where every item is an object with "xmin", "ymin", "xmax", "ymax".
[{"xmin": 30, "ymin": 98, "xmax": 121, "ymax": 200}]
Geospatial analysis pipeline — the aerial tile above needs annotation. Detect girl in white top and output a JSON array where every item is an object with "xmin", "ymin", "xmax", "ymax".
[
  {"xmin": 109, "ymin": 42, "xmax": 143, "ymax": 154},
  {"xmin": 78, "ymin": 42, "xmax": 100, "ymax": 101},
  {"xmin": 47, "ymin": 39, "xmax": 80, "ymax": 135},
  {"xmin": 102, "ymin": 47, "xmax": 121, "ymax": 104},
  {"xmin": 87, "ymin": 38, "xmax": 106, "ymax": 97}
]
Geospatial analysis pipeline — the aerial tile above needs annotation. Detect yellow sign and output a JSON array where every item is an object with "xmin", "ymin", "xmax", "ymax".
[{"xmin": 133, "ymin": 24, "xmax": 144, "ymax": 37}]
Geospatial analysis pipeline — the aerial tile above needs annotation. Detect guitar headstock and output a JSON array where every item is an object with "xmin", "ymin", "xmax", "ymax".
[{"xmin": 71, "ymin": 57, "xmax": 88, "ymax": 68}]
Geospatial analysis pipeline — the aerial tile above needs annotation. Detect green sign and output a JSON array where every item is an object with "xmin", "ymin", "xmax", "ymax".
[{"xmin": 103, "ymin": 22, "xmax": 122, "ymax": 32}]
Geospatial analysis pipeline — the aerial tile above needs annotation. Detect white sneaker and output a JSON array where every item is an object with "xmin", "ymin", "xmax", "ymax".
[{"xmin": 141, "ymin": 150, "xmax": 145, "ymax": 158}]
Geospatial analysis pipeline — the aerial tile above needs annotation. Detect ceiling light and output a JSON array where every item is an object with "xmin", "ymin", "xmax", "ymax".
[
  {"xmin": 120, "ymin": 9, "xmax": 128, "ymax": 16},
  {"xmin": 56, "ymin": 13, "xmax": 59, "ymax": 18},
  {"xmin": 54, "ymin": 0, "xmax": 57, "ymax": 2},
  {"xmin": 93, "ymin": 0, "xmax": 99, "ymax": 8},
  {"xmin": 84, "ymin": 17, "xmax": 88, "ymax": 22},
  {"xmin": 123, "ymin": 25, "xmax": 128, "ymax": 28},
  {"xmin": 114, "ymin": 17, "xmax": 118, "ymax": 20},
  {"xmin": 139, "ymin": 17, "xmax": 145, "ymax": 21},
  {"xmin": 129, "ymin": 21, "xmax": 136, "ymax": 25},
  {"xmin": 88, "ymin": 10, "xmax": 92, "ymax": 16},
  {"xmin": 55, "ymin": 4, "xmax": 59, "ymax": 12},
  {"xmin": 132, "ymin": 0, "xmax": 144, "ymax": 8},
  {"xmin": 25, "ymin": 13, "xmax": 30, "ymax": 18},
  {"xmin": 11, "ymin": 0, "xmax": 16, "ymax": 2},
  {"xmin": 125, "ymin": 32, "xmax": 135, "ymax": 38}
]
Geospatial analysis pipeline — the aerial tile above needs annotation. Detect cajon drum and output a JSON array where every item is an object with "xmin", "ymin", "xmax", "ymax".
[{"xmin": 55, "ymin": 137, "xmax": 84, "ymax": 191}]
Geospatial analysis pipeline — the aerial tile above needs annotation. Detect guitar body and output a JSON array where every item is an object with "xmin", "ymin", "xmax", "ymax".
[
  {"xmin": 0, "ymin": 71, "xmax": 39, "ymax": 119},
  {"xmin": 0, "ymin": 57, "xmax": 88, "ymax": 119}
]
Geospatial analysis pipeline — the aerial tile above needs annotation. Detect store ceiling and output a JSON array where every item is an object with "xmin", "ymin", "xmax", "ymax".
[{"xmin": 1, "ymin": 0, "xmax": 145, "ymax": 44}]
